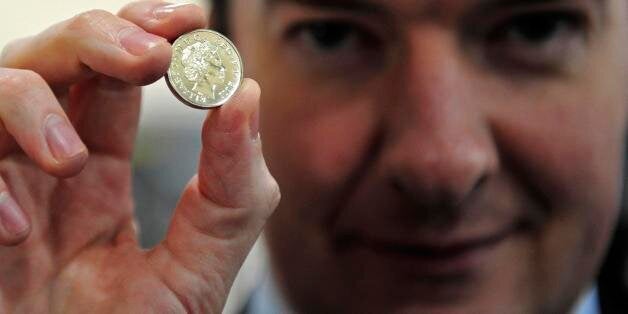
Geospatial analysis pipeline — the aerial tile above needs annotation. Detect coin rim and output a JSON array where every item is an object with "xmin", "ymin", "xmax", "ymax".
[{"xmin": 166, "ymin": 29, "xmax": 244, "ymax": 110}]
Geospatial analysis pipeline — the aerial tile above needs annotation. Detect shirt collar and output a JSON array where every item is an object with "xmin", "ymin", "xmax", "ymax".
[
  {"xmin": 572, "ymin": 286, "xmax": 600, "ymax": 314},
  {"xmin": 248, "ymin": 269, "xmax": 294, "ymax": 314},
  {"xmin": 248, "ymin": 274, "xmax": 599, "ymax": 314}
]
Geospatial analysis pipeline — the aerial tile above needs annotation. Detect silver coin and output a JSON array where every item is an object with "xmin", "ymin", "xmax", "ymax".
[{"xmin": 166, "ymin": 29, "xmax": 243, "ymax": 109}]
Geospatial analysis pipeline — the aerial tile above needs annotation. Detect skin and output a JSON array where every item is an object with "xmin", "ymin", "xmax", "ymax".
[
  {"xmin": 0, "ymin": 1, "xmax": 279, "ymax": 313},
  {"xmin": 0, "ymin": 0, "xmax": 626, "ymax": 313},
  {"xmin": 228, "ymin": 0, "xmax": 628, "ymax": 313}
]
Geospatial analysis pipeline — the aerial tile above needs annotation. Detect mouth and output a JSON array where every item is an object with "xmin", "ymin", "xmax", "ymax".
[{"xmin": 337, "ymin": 225, "xmax": 518, "ymax": 277}]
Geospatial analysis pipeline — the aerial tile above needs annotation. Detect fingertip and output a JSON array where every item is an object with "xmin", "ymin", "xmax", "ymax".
[
  {"xmin": 38, "ymin": 150, "xmax": 89, "ymax": 179},
  {"xmin": 0, "ymin": 230, "xmax": 30, "ymax": 247},
  {"xmin": 239, "ymin": 78, "xmax": 261, "ymax": 103},
  {"xmin": 117, "ymin": 29, "xmax": 172, "ymax": 85},
  {"xmin": 197, "ymin": 78, "xmax": 264, "ymax": 206},
  {"xmin": 48, "ymin": 149, "xmax": 89, "ymax": 178},
  {"xmin": 202, "ymin": 78, "xmax": 261, "ymax": 139},
  {"xmin": 152, "ymin": 3, "xmax": 209, "ymax": 40},
  {"xmin": 42, "ymin": 113, "xmax": 90, "ymax": 177},
  {"xmin": 237, "ymin": 79, "xmax": 261, "ymax": 140},
  {"xmin": 119, "ymin": 1, "xmax": 209, "ymax": 41},
  {"xmin": 129, "ymin": 39, "xmax": 172, "ymax": 85},
  {"xmin": 0, "ymin": 191, "xmax": 31, "ymax": 247},
  {"xmin": 222, "ymin": 78, "xmax": 261, "ymax": 114}
]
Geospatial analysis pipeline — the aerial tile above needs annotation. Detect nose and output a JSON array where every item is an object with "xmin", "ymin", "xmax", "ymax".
[{"xmin": 383, "ymin": 28, "xmax": 498, "ymax": 214}]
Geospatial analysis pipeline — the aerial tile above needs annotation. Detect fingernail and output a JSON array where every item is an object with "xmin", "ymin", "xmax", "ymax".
[
  {"xmin": 119, "ymin": 28, "xmax": 166, "ymax": 56},
  {"xmin": 44, "ymin": 114, "xmax": 86, "ymax": 162},
  {"xmin": 249, "ymin": 109, "xmax": 259, "ymax": 140},
  {"xmin": 0, "ymin": 192, "xmax": 28, "ymax": 237},
  {"xmin": 153, "ymin": 3, "xmax": 194, "ymax": 20}
]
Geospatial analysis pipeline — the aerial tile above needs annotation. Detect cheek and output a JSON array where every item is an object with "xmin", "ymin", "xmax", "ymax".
[
  {"xmin": 260, "ymin": 87, "xmax": 378, "ymax": 202},
  {"xmin": 255, "ymin": 52, "xmax": 385, "ymax": 219},
  {"xmin": 489, "ymin": 85, "xmax": 625, "ymax": 304},
  {"xmin": 292, "ymin": 107, "xmax": 375, "ymax": 184}
]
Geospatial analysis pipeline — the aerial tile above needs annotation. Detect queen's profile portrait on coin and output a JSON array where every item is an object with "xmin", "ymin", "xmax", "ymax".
[
  {"xmin": 181, "ymin": 41, "xmax": 226, "ymax": 101},
  {"xmin": 167, "ymin": 29, "xmax": 243, "ymax": 109}
]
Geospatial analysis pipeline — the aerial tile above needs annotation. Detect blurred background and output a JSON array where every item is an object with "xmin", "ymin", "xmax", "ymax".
[{"xmin": 0, "ymin": 1, "xmax": 265, "ymax": 312}]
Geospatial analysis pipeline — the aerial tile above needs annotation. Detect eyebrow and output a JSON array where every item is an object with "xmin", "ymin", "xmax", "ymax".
[
  {"xmin": 265, "ymin": 0, "xmax": 606, "ymax": 14},
  {"xmin": 475, "ymin": 0, "xmax": 605, "ymax": 11},
  {"xmin": 472, "ymin": 0, "xmax": 607, "ymax": 24},
  {"xmin": 265, "ymin": 0, "xmax": 383, "ymax": 14}
]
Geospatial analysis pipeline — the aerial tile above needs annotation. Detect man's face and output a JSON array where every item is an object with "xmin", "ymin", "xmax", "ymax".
[{"xmin": 230, "ymin": 0, "xmax": 628, "ymax": 312}]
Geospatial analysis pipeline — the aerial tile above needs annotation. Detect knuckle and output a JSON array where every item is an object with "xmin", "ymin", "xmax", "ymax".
[
  {"xmin": 116, "ymin": 2, "xmax": 134, "ymax": 17},
  {"xmin": 0, "ymin": 69, "xmax": 45, "ymax": 100},
  {"xmin": 117, "ymin": 0, "xmax": 155, "ymax": 17},
  {"xmin": 0, "ymin": 41, "xmax": 13, "ymax": 62},
  {"xmin": 67, "ymin": 9, "xmax": 115, "ymax": 33},
  {"xmin": 178, "ymin": 3, "xmax": 206, "ymax": 19},
  {"xmin": 0, "ymin": 38, "xmax": 27, "ymax": 66}
]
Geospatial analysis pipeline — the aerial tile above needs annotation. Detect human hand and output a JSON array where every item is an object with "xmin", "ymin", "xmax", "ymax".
[{"xmin": 0, "ymin": 1, "xmax": 280, "ymax": 313}]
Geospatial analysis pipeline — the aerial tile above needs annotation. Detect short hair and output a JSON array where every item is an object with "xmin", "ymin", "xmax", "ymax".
[{"xmin": 211, "ymin": 0, "xmax": 230, "ymax": 35}]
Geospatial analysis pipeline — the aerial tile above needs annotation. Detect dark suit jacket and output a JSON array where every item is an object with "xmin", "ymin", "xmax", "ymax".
[{"xmin": 599, "ymin": 216, "xmax": 628, "ymax": 314}]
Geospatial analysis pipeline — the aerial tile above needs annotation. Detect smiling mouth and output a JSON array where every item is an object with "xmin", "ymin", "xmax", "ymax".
[
  {"xmin": 337, "ymin": 224, "xmax": 521, "ymax": 277},
  {"xmin": 366, "ymin": 227, "xmax": 513, "ymax": 258}
]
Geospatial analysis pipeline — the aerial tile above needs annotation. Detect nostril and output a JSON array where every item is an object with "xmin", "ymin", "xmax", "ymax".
[
  {"xmin": 473, "ymin": 175, "xmax": 489, "ymax": 195},
  {"xmin": 388, "ymin": 170, "xmax": 492, "ymax": 228},
  {"xmin": 391, "ymin": 175, "xmax": 405, "ymax": 194},
  {"xmin": 388, "ymin": 157, "xmax": 493, "ymax": 216},
  {"xmin": 391, "ymin": 173, "xmax": 470, "ymax": 209}
]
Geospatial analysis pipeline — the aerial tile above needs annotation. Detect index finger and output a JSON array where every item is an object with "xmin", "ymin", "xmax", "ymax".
[
  {"xmin": 1, "ymin": 1, "xmax": 210, "ymax": 88},
  {"xmin": 0, "ymin": 9, "xmax": 172, "ymax": 88}
]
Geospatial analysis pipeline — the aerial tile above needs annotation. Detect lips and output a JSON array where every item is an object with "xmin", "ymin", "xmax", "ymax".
[
  {"xmin": 336, "ymin": 225, "xmax": 517, "ymax": 277},
  {"xmin": 365, "ymin": 226, "xmax": 513, "ymax": 257}
]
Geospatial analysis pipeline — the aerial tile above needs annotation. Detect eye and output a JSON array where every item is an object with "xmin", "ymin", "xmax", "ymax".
[
  {"xmin": 284, "ymin": 19, "xmax": 385, "ymax": 75},
  {"xmin": 300, "ymin": 21, "xmax": 357, "ymax": 50},
  {"xmin": 484, "ymin": 10, "xmax": 588, "ymax": 72},
  {"xmin": 288, "ymin": 20, "xmax": 368, "ymax": 52},
  {"xmin": 500, "ymin": 12, "xmax": 578, "ymax": 44}
]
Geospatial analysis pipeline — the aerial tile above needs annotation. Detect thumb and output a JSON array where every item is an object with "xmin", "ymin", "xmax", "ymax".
[{"xmin": 147, "ymin": 79, "xmax": 280, "ymax": 312}]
